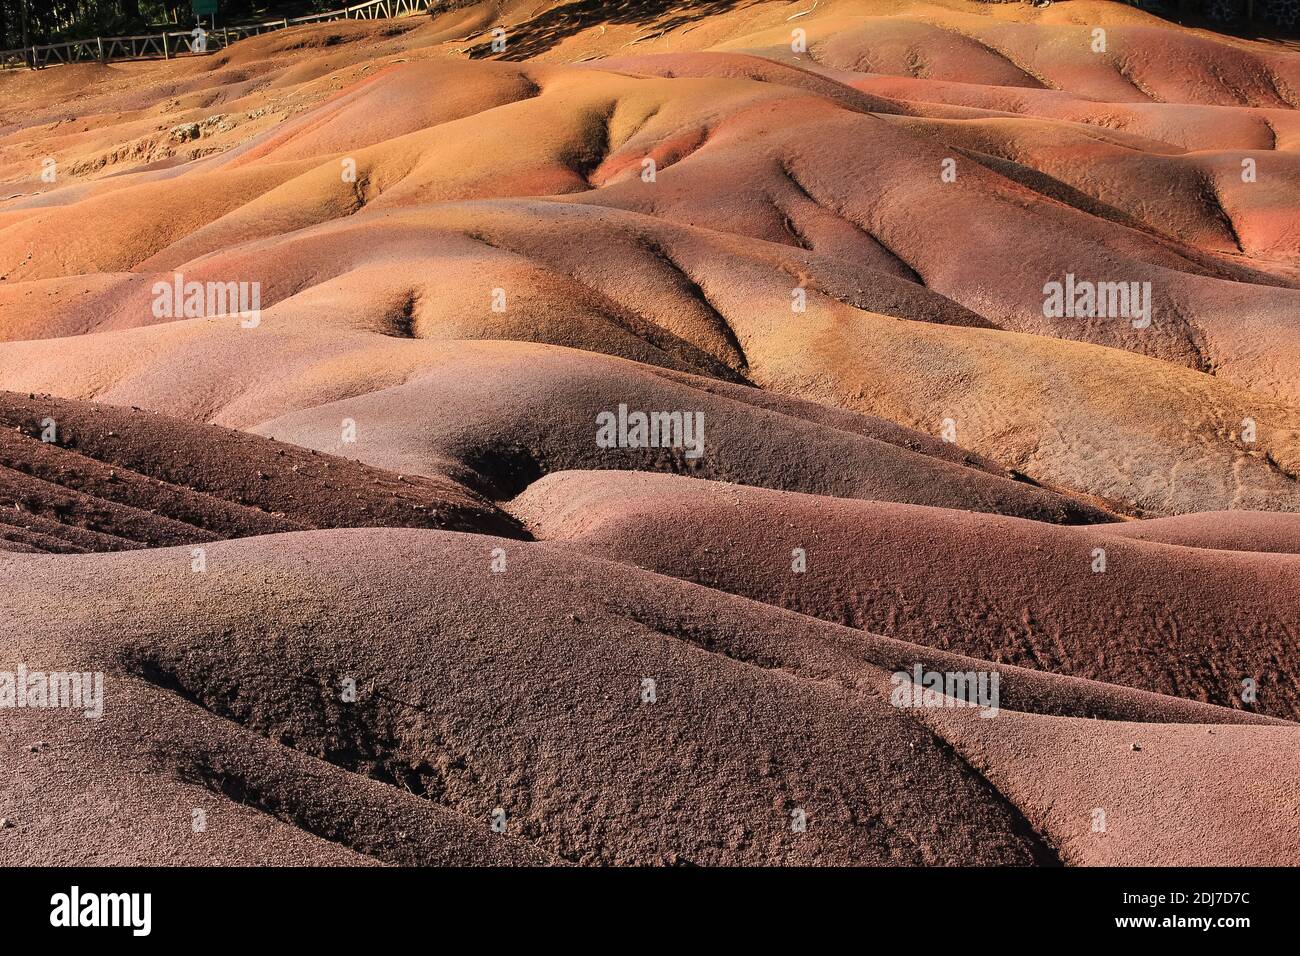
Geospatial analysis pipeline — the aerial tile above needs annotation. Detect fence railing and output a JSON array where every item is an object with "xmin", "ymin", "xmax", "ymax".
[{"xmin": 1, "ymin": 0, "xmax": 437, "ymax": 70}]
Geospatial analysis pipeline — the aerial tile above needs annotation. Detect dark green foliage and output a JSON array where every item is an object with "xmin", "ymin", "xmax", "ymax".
[{"xmin": 0, "ymin": 2, "xmax": 322, "ymax": 48}]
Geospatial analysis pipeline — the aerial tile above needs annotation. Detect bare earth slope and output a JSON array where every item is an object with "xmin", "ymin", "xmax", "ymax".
[
  {"xmin": 0, "ymin": 0, "xmax": 1297, "ymax": 866},
  {"xmin": 0, "ymin": 390, "xmax": 523, "ymax": 552},
  {"xmin": 4, "ymin": 529, "xmax": 1293, "ymax": 866},
  {"xmin": 511, "ymin": 469, "xmax": 1300, "ymax": 720}
]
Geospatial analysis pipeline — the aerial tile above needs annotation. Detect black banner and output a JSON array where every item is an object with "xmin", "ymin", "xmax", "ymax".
[{"xmin": 0, "ymin": 866, "xmax": 1291, "ymax": 940}]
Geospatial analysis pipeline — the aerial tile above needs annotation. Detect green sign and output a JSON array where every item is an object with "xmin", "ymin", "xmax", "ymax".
[{"xmin": 192, "ymin": 0, "xmax": 218, "ymax": 15}]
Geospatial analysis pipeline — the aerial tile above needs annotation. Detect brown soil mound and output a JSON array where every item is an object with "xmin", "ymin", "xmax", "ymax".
[
  {"xmin": 917, "ymin": 706, "xmax": 1300, "ymax": 866},
  {"xmin": 250, "ymin": 340, "xmax": 1113, "ymax": 521},
  {"xmin": 0, "ymin": 391, "xmax": 519, "ymax": 552},
  {"xmin": 511, "ymin": 470, "xmax": 1300, "ymax": 720},
  {"xmin": 1, "ymin": 528, "xmax": 1286, "ymax": 866}
]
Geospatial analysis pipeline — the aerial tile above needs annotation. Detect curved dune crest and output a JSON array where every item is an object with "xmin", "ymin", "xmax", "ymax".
[{"xmin": 249, "ymin": 340, "xmax": 1113, "ymax": 521}]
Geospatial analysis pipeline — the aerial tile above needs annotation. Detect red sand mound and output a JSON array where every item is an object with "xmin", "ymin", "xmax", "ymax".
[
  {"xmin": 0, "ymin": 391, "xmax": 520, "ymax": 552},
  {"xmin": 512, "ymin": 470, "xmax": 1300, "ymax": 720},
  {"xmin": 916, "ymin": 706, "xmax": 1300, "ymax": 866},
  {"xmin": 250, "ymin": 340, "xmax": 1114, "ymax": 521},
  {"xmin": 1, "ymin": 528, "xmax": 1288, "ymax": 866}
]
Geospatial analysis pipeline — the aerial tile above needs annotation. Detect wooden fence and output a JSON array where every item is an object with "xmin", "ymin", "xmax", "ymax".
[{"xmin": 1, "ymin": 0, "xmax": 438, "ymax": 70}]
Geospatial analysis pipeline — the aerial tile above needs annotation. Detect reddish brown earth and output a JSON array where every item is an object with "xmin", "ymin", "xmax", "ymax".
[
  {"xmin": 0, "ymin": 0, "xmax": 1297, "ymax": 866},
  {"xmin": 0, "ymin": 391, "xmax": 523, "ymax": 552}
]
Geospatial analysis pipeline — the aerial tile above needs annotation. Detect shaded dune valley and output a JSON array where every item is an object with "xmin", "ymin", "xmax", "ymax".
[{"xmin": 1, "ymin": 0, "xmax": 1299, "ymax": 868}]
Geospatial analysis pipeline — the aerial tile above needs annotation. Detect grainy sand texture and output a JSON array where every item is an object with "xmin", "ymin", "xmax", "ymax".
[{"xmin": 0, "ymin": 0, "xmax": 1297, "ymax": 867}]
